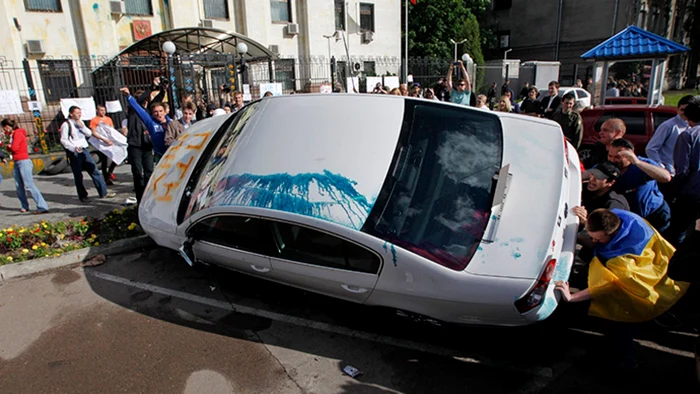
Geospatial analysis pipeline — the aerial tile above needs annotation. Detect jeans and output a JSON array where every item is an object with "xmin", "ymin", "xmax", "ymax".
[
  {"xmin": 67, "ymin": 150, "xmax": 108, "ymax": 200},
  {"xmin": 14, "ymin": 160, "xmax": 49, "ymax": 211},
  {"xmin": 127, "ymin": 145, "xmax": 153, "ymax": 203}
]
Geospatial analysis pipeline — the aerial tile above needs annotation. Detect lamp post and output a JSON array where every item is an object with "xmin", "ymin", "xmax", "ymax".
[
  {"xmin": 236, "ymin": 42, "xmax": 248, "ymax": 93},
  {"xmin": 323, "ymin": 32, "xmax": 339, "ymax": 90},
  {"xmin": 162, "ymin": 40, "xmax": 178, "ymax": 118},
  {"xmin": 450, "ymin": 38, "xmax": 467, "ymax": 62}
]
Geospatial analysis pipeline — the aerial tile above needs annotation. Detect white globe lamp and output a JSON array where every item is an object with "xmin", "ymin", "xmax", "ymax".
[
  {"xmin": 236, "ymin": 42, "xmax": 248, "ymax": 55},
  {"xmin": 162, "ymin": 41, "xmax": 176, "ymax": 55}
]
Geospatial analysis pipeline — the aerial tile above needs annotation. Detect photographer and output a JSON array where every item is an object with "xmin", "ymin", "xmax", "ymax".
[
  {"xmin": 372, "ymin": 83, "xmax": 388, "ymax": 94},
  {"xmin": 219, "ymin": 84, "xmax": 232, "ymax": 108}
]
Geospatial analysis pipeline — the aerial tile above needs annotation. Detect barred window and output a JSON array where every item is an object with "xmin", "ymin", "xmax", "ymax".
[
  {"xmin": 204, "ymin": 0, "xmax": 229, "ymax": 19},
  {"xmin": 271, "ymin": 0, "xmax": 292, "ymax": 23},
  {"xmin": 360, "ymin": 3, "xmax": 374, "ymax": 32},
  {"xmin": 124, "ymin": 0, "xmax": 152, "ymax": 16},
  {"xmin": 25, "ymin": 0, "xmax": 62, "ymax": 12},
  {"xmin": 334, "ymin": 0, "xmax": 345, "ymax": 31}
]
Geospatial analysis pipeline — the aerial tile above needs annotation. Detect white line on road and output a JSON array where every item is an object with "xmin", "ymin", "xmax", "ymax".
[
  {"xmin": 568, "ymin": 328, "xmax": 694, "ymax": 359},
  {"xmin": 87, "ymin": 270, "xmax": 561, "ymax": 379}
]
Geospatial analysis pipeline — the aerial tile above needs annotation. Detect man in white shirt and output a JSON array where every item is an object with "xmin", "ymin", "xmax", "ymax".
[{"xmin": 60, "ymin": 106, "xmax": 115, "ymax": 202}]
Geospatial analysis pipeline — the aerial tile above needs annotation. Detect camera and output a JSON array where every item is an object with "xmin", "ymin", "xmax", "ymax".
[{"xmin": 220, "ymin": 84, "xmax": 231, "ymax": 93}]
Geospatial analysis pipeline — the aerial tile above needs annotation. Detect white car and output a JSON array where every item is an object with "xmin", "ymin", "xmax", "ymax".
[
  {"xmin": 139, "ymin": 95, "xmax": 581, "ymax": 326},
  {"xmin": 539, "ymin": 87, "xmax": 592, "ymax": 109}
]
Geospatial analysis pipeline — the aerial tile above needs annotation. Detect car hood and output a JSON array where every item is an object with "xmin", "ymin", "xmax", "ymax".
[{"xmin": 466, "ymin": 115, "xmax": 569, "ymax": 280}]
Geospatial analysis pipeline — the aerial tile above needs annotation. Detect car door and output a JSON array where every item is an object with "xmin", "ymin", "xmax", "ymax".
[
  {"xmin": 187, "ymin": 215, "xmax": 275, "ymax": 278},
  {"xmin": 267, "ymin": 221, "xmax": 382, "ymax": 304}
]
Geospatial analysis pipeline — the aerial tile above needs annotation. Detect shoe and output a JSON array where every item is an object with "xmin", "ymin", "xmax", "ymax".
[
  {"xmin": 101, "ymin": 192, "xmax": 117, "ymax": 198},
  {"xmin": 106, "ymin": 179, "xmax": 114, "ymax": 186},
  {"xmin": 110, "ymin": 173, "xmax": 116, "ymax": 181},
  {"xmin": 80, "ymin": 197, "xmax": 90, "ymax": 203},
  {"xmin": 34, "ymin": 210, "xmax": 49, "ymax": 215},
  {"xmin": 19, "ymin": 208, "xmax": 28, "ymax": 213}
]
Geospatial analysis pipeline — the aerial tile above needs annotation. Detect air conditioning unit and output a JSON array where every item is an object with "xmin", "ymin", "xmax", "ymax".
[
  {"xmin": 352, "ymin": 61, "xmax": 364, "ymax": 73},
  {"xmin": 200, "ymin": 19, "xmax": 214, "ymax": 28},
  {"xmin": 286, "ymin": 23, "xmax": 299, "ymax": 35},
  {"xmin": 26, "ymin": 40, "xmax": 45, "ymax": 54},
  {"xmin": 268, "ymin": 44, "xmax": 280, "ymax": 55},
  {"xmin": 109, "ymin": 0, "xmax": 125, "ymax": 15},
  {"xmin": 361, "ymin": 31, "xmax": 374, "ymax": 43}
]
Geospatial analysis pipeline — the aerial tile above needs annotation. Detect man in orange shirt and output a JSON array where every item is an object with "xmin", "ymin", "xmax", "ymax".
[{"xmin": 89, "ymin": 104, "xmax": 117, "ymax": 185}]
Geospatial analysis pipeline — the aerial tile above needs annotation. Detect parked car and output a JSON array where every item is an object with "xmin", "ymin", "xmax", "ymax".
[
  {"xmin": 604, "ymin": 96, "xmax": 648, "ymax": 105},
  {"xmin": 139, "ymin": 95, "xmax": 582, "ymax": 326},
  {"xmin": 578, "ymin": 105, "xmax": 678, "ymax": 163},
  {"xmin": 538, "ymin": 86, "xmax": 592, "ymax": 109}
]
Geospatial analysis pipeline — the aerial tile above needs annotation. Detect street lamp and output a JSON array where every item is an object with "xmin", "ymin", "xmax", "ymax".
[
  {"xmin": 162, "ymin": 40, "xmax": 178, "ymax": 117},
  {"xmin": 323, "ymin": 32, "xmax": 339, "ymax": 89},
  {"xmin": 450, "ymin": 38, "xmax": 467, "ymax": 62},
  {"xmin": 236, "ymin": 42, "xmax": 248, "ymax": 91},
  {"xmin": 504, "ymin": 48, "xmax": 513, "ymax": 60}
]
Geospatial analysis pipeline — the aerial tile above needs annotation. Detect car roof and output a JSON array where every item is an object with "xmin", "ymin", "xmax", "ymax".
[{"xmin": 582, "ymin": 104, "xmax": 676, "ymax": 112}]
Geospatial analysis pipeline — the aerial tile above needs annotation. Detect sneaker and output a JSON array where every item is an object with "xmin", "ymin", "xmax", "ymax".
[
  {"xmin": 80, "ymin": 197, "xmax": 90, "ymax": 203},
  {"xmin": 110, "ymin": 173, "xmax": 116, "ymax": 181},
  {"xmin": 101, "ymin": 192, "xmax": 117, "ymax": 198}
]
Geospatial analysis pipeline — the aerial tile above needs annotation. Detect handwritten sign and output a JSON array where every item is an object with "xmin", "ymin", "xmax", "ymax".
[
  {"xmin": 258, "ymin": 83, "xmax": 283, "ymax": 97},
  {"xmin": 0, "ymin": 90, "xmax": 23, "ymax": 115}
]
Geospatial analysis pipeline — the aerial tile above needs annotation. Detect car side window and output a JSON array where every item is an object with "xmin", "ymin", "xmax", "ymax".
[
  {"xmin": 575, "ymin": 89, "xmax": 588, "ymax": 99},
  {"xmin": 190, "ymin": 216, "xmax": 274, "ymax": 255},
  {"xmin": 594, "ymin": 112, "xmax": 615, "ymax": 132},
  {"xmin": 653, "ymin": 113, "xmax": 675, "ymax": 132},
  {"xmin": 614, "ymin": 112, "xmax": 646, "ymax": 135},
  {"xmin": 271, "ymin": 222, "xmax": 380, "ymax": 274}
]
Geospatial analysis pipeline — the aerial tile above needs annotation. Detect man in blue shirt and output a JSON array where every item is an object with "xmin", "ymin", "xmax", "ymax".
[
  {"xmin": 608, "ymin": 138, "xmax": 672, "ymax": 233},
  {"xmin": 446, "ymin": 60, "xmax": 472, "ymax": 106},
  {"xmin": 645, "ymin": 95, "xmax": 693, "ymax": 176},
  {"xmin": 120, "ymin": 87, "xmax": 171, "ymax": 158},
  {"xmin": 668, "ymin": 97, "xmax": 700, "ymax": 246}
]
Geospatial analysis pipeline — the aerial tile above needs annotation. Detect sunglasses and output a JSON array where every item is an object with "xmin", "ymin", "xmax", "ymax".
[{"xmin": 458, "ymin": 83, "xmax": 466, "ymax": 86}]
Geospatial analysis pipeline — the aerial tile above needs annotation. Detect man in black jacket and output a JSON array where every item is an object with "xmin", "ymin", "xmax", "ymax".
[{"xmin": 540, "ymin": 81, "xmax": 561, "ymax": 119}]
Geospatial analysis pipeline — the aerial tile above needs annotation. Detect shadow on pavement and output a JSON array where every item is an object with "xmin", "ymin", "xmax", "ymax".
[{"xmin": 82, "ymin": 246, "xmax": 699, "ymax": 393}]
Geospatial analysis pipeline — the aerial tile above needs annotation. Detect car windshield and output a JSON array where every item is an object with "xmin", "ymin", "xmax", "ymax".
[{"xmin": 363, "ymin": 102, "xmax": 503, "ymax": 271}]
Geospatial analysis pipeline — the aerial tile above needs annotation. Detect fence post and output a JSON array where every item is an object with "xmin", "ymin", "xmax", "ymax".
[{"xmin": 22, "ymin": 59, "xmax": 48, "ymax": 154}]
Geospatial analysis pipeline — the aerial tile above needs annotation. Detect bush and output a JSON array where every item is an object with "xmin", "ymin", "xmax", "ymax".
[{"xmin": 0, "ymin": 206, "xmax": 144, "ymax": 265}]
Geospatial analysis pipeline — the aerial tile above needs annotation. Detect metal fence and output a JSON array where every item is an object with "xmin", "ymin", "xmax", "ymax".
[{"xmin": 0, "ymin": 54, "xmax": 533, "ymax": 152}]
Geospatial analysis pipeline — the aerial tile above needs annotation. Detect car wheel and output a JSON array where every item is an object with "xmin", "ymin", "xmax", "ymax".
[
  {"xmin": 578, "ymin": 145, "xmax": 594, "ymax": 164},
  {"xmin": 41, "ymin": 157, "xmax": 68, "ymax": 176}
]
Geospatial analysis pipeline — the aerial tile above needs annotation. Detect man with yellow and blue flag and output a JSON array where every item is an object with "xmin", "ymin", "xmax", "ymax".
[{"xmin": 556, "ymin": 208, "xmax": 689, "ymax": 369}]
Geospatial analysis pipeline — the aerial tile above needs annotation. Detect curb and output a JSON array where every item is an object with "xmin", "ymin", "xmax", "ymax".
[{"xmin": 0, "ymin": 235, "xmax": 155, "ymax": 283}]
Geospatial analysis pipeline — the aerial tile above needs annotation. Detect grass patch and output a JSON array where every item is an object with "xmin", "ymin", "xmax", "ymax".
[
  {"xmin": 664, "ymin": 89, "xmax": 699, "ymax": 107},
  {"xmin": 0, "ymin": 206, "xmax": 144, "ymax": 265}
]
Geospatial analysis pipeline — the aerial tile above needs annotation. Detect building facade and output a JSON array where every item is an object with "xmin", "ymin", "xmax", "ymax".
[
  {"xmin": 0, "ymin": 0, "xmax": 401, "ymax": 102},
  {"xmin": 485, "ymin": 0, "xmax": 689, "ymax": 86}
]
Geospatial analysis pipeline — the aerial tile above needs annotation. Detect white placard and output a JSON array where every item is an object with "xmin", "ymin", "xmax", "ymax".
[
  {"xmin": 346, "ymin": 77, "xmax": 360, "ymax": 94},
  {"xmin": 259, "ymin": 83, "xmax": 284, "ymax": 97},
  {"xmin": 242, "ymin": 84, "xmax": 251, "ymax": 94},
  {"xmin": 0, "ymin": 90, "xmax": 23, "ymax": 115},
  {"xmin": 60, "ymin": 97, "xmax": 96, "ymax": 120},
  {"xmin": 105, "ymin": 100, "xmax": 123, "ymax": 113},
  {"xmin": 365, "ymin": 77, "xmax": 384, "ymax": 93},
  {"xmin": 90, "ymin": 123, "xmax": 128, "ymax": 165},
  {"xmin": 320, "ymin": 83, "xmax": 332, "ymax": 94},
  {"xmin": 383, "ymin": 76, "xmax": 400, "ymax": 90},
  {"xmin": 407, "ymin": 74, "xmax": 414, "ymax": 83},
  {"xmin": 243, "ymin": 94, "xmax": 252, "ymax": 102},
  {"xmin": 28, "ymin": 101, "xmax": 42, "ymax": 112}
]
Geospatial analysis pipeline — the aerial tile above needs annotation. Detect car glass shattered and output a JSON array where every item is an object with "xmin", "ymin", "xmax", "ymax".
[
  {"xmin": 184, "ymin": 103, "xmax": 259, "ymax": 220},
  {"xmin": 366, "ymin": 103, "xmax": 503, "ymax": 271}
]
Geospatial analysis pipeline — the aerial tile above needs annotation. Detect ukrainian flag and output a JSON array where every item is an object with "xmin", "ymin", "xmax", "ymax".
[{"xmin": 588, "ymin": 209, "xmax": 690, "ymax": 323}]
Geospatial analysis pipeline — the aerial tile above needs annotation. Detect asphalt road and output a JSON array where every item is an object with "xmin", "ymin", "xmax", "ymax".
[
  {"xmin": 0, "ymin": 247, "xmax": 697, "ymax": 393},
  {"xmin": 0, "ymin": 163, "xmax": 134, "ymax": 229}
]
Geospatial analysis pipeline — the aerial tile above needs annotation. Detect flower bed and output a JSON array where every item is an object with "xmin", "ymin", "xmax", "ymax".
[{"xmin": 0, "ymin": 206, "xmax": 145, "ymax": 265}]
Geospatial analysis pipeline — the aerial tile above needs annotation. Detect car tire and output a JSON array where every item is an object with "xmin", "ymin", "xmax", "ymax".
[{"xmin": 41, "ymin": 157, "xmax": 68, "ymax": 176}]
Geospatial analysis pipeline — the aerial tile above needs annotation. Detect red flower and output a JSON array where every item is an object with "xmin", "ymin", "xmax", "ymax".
[{"xmin": 33, "ymin": 147, "xmax": 39, "ymax": 152}]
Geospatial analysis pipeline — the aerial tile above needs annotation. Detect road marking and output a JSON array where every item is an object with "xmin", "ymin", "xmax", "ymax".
[
  {"xmin": 88, "ymin": 270, "xmax": 556, "ymax": 377},
  {"xmin": 569, "ymin": 328, "xmax": 695, "ymax": 359}
]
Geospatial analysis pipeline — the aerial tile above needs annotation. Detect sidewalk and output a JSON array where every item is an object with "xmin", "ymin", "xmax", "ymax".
[{"xmin": 0, "ymin": 164, "xmax": 136, "ymax": 229}]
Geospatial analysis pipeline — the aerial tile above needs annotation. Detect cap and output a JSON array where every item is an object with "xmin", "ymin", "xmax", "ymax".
[{"xmin": 589, "ymin": 161, "xmax": 621, "ymax": 181}]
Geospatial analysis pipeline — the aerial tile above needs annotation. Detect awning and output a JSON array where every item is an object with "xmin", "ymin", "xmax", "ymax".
[{"xmin": 581, "ymin": 25, "xmax": 689, "ymax": 60}]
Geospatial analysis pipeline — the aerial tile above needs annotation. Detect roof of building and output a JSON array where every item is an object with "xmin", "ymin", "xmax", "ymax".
[{"xmin": 581, "ymin": 25, "xmax": 690, "ymax": 60}]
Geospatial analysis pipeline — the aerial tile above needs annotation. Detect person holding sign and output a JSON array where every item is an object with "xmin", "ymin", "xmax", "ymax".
[
  {"xmin": 1, "ymin": 119, "xmax": 49, "ymax": 213},
  {"xmin": 90, "ymin": 105, "xmax": 118, "ymax": 185},
  {"xmin": 60, "ymin": 106, "xmax": 115, "ymax": 203}
]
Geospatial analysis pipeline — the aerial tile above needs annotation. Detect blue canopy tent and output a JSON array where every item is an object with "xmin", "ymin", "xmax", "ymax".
[{"xmin": 581, "ymin": 25, "xmax": 690, "ymax": 106}]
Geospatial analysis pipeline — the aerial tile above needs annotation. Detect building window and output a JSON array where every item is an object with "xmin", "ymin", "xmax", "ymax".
[
  {"xmin": 276, "ymin": 59, "xmax": 296, "ymax": 92},
  {"xmin": 271, "ymin": 0, "xmax": 292, "ymax": 23},
  {"xmin": 334, "ymin": 0, "xmax": 345, "ymax": 30},
  {"xmin": 37, "ymin": 60, "xmax": 77, "ymax": 102},
  {"xmin": 363, "ymin": 61, "xmax": 376, "ymax": 76},
  {"xmin": 204, "ymin": 0, "xmax": 229, "ymax": 19},
  {"xmin": 360, "ymin": 3, "xmax": 374, "ymax": 32},
  {"xmin": 493, "ymin": 0, "xmax": 512, "ymax": 11},
  {"xmin": 25, "ymin": 0, "xmax": 62, "ymax": 12},
  {"xmin": 124, "ymin": 0, "xmax": 152, "ymax": 16}
]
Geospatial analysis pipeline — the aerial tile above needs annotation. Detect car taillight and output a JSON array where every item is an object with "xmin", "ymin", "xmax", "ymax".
[
  {"xmin": 563, "ymin": 137, "xmax": 570, "ymax": 167},
  {"xmin": 514, "ymin": 258, "xmax": 557, "ymax": 313}
]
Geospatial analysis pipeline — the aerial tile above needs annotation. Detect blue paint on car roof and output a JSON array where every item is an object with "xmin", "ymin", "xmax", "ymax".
[{"xmin": 581, "ymin": 25, "xmax": 689, "ymax": 59}]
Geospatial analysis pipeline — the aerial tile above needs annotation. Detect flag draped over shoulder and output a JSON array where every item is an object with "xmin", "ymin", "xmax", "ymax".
[{"xmin": 588, "ymin": 209, "xmax": 689, "ymax": 323}]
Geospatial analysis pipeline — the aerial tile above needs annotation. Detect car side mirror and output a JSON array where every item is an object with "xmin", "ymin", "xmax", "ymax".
[{"xmin": 178, "ymin": 238, "xmax": 195, "ymax": 267}]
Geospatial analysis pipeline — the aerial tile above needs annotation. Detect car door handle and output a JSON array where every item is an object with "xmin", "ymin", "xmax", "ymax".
[
  {"xmin": 341, "ymin": 285, "xmax": 368, "ymax": 294},
  {"xmin": 250, "ymin": 265, "xmax": 270, "ymax": 273}
]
